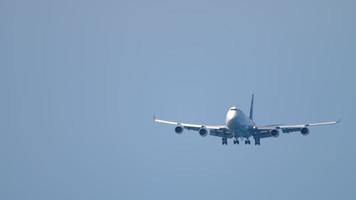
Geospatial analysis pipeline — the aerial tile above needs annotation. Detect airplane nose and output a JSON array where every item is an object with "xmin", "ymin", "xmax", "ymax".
[{"xmin": 227, "ymin": 109, "xmax": 237, "ymax": 120}]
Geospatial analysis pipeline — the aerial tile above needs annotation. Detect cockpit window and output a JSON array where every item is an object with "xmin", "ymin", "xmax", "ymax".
[{"xmin": 230, "ymin": 107, "xmax": 237, "ymax": 111}]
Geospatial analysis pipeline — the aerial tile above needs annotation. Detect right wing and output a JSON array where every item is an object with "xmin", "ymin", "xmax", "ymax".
[
  {"xmin": 254, "ymin": 120, "xmax": 339, "ymax": 138},
  {"xmin": 154, "ymin": 116, "xmax": 233, "ymax": 138}
]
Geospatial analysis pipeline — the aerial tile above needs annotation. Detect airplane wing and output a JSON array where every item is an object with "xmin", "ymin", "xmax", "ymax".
[
  {"xmin": 254, "ymin": 120, "xmax": 339, "ymax": 138},
  {"xmin": 154, "ymin": 116, "xmax": 233, "ymax": 138}
]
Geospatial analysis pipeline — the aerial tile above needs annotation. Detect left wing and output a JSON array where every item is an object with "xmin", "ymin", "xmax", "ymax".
[
  {"xmin": 254, "ymin": 120, "xmax": 339, "ymax": 137},
  {"xmin": 154, "ymin": 116, "xmax": 233, "ymax": 138}
]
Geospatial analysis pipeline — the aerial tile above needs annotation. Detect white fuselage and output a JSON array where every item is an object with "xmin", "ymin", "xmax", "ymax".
[{"xmin": 226, "ymin": 107, "xmax": 255, "ymax": 138}]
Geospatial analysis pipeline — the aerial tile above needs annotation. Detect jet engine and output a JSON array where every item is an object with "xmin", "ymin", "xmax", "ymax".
[
  {"xmin": 270, "ymin": 129, "xmax": 279, "ymax": 137},
  {"xmin": 175, "ymin": 126, "xmax": 184, "ymax": 134},
  {"xmin": 198, "ymin": 127, "xmax": 209, "ymax": 137},
  {"xmin": 300, "ymin": 127, "xmax": 309, "ymax": 136}
]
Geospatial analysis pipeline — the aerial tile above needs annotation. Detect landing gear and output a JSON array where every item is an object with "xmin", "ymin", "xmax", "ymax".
[
  {"xmin": 233, "ymin": 138, "xmax": 239, "ymax": 144},
  {"xmin": 244, "ymin": 139, "xmax": 251, "ymax": 145},
  {"xmin": 254, "ymin": 138, "xmax": 260, "ymax": 146},
  {"xmin": 222, "ymin": 137, "xmax": 228, "ymax": 145}
]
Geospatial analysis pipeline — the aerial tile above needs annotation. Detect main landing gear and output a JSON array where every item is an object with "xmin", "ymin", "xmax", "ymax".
[
  {"xmin": 222, "ymin": 137, "xmax": 228, "ymax": 145},
  {"xmin": 254, "ymin": 138, "xmax": 261, "ymax": 145},
  {"xmin": 244, "ymin": 137, "xmax": 261, "ymax": 145},
  {"xmin": 221, "ymin": 138, "xmax": 261, "ymax": 146}
]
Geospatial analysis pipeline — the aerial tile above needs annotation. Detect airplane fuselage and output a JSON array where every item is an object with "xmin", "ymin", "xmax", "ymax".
[{"xmin": 226, "ymin": 107, "xmax": 255, "ymax": 138}]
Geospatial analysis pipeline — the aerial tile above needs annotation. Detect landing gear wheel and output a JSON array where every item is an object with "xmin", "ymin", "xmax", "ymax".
[
  {"xmin": 222, "ymin": 138, "xmax": 228, "ymax": 145},
  {"xmin": 254, "ymin": 138, "xmax": 260, "ymax": 145},
  {"xmin": 233, "ymin": 139, "xmax": 239, "ymax": 144},
  {"xmin": 245, "ymin": 140, "xmax": 251, "ymax": 145}
]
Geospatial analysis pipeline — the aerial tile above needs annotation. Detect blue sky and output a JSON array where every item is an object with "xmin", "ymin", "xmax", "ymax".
[{"xmin": 1, "ymin": 0, "xmax": 355, "ymax": 199}]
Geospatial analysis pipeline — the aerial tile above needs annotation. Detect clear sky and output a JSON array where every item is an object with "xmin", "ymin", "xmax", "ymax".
[{"xmin": 1, "ymin": 0, "xmax": 355, "ymax": 199}]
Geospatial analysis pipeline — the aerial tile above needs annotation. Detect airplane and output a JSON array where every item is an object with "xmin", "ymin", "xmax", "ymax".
[{"xmin": 154, "ymin": 94, "xmax": 339, "ymax": 145}]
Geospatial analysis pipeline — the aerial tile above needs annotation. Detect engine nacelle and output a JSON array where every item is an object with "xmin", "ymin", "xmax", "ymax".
[
  {"xmin": 175, "ymin": 126, "xmax": 184, "ymax": 134},
  {"xmin": 270, "ymin": 129, "xmax": 279, "ymax": 137},
  {"xmin": 198, "ymin": 127, "xmax": 209, "ymax": 137},
  {"xmin": 301, "ymin": 127, "xmax": 309, "ymax": 136}
]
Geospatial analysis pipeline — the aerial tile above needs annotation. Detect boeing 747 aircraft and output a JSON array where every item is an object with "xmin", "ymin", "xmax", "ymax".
[{"xmin": 154, "ymin": 95, "xmax": 338, "ymax": 145}]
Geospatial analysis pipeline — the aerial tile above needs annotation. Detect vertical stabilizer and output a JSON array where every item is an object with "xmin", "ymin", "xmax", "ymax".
[{"xmin": 249, "ymin": 94, "xmax": 254, "ymax": 120}]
